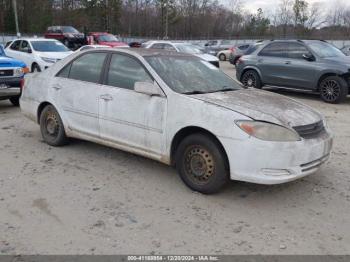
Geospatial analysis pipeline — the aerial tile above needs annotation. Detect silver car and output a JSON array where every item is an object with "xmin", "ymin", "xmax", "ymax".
[{"xmin": 236, "ymin": 40, "xmax": 350, "ymax": 103}]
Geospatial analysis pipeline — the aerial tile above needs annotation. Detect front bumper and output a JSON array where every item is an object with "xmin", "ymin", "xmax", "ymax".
[
  {"xmin": 0, "ymin": 87, "xmax": 21, "ymax": 98},
  {"xmin": 0, "ymin": 77, "xmax": 22, "ymax": 98},
  {"xmin": 220, "ymin": 131, "xmax": 333, "ymax": 184}
]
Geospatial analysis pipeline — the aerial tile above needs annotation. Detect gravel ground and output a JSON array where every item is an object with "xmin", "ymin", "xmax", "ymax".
[{"xmin": 0, "ymin": 62, "xmax": 350, "ymax": 255}]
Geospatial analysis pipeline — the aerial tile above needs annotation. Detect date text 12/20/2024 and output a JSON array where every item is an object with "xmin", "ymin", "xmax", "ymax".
[{"xmin": 127, "ymin": 256, "xmax": 219, "ymax": 261}]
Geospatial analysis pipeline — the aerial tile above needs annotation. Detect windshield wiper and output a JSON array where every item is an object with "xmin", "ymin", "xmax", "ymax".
[
  {"xmin": 182, "ymin": 90, "xmax": 207, "ymax": 95},
  {"xmin": 207, "ymin": 87, "xmax": 238, "ymax": 93}
]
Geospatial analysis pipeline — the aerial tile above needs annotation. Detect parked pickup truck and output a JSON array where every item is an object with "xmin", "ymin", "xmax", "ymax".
[{"xmin": 0, "ymin": 45, "xmax": 28, "ymax": 106}]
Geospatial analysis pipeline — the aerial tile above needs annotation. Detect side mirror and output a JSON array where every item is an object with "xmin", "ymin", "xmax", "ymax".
[
  {"xmin": 204, "ymin": 43, "xmax": 209, "ymax": 47},
  {"xmin": 134, "ymin": 81, "xmax": 163, "ymax": 96},
  {"xmin": 302, "ymin": 53, "xmax": 315, "ymax": 61}
]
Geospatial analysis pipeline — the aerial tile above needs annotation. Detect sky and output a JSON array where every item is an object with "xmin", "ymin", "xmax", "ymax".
[{"xmin": 233, "ymin": 0, "xmax": 348, "ymax": 14}]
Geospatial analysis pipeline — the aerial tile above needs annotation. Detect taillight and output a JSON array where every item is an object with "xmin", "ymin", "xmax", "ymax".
[{"xmin": 236, "ymin": 56, "xmax": 244, "ymax": 65}]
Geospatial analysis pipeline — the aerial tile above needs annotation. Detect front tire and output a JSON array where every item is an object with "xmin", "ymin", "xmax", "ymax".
[
  {"xmin": 9, "ymin": 97, "xmax": 20, "ymax": 107},
  {"xmin": 39, "ymin": 105, "xmax": 68, "ymax": 146},
  {"xmin": 319, "ymin": 76, "xmax": 348, "ymax": 103},
  {"xmin": 175, "ymin": 133, "xmax": 229, "ymax": 194},
  {"xmin": 241, "ymin": 70, "xmax": 262, "ymax": 89}
]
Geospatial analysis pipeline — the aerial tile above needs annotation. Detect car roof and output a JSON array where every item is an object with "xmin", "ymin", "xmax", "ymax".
[
  {"xmin": 11, "ymin": 38, "xmax": 59, "ymax": 42},
  {"xmin": 89, "ymin": 32, "xmax": 111, "ymax": 36},
  {"xmin": 83, "ymin": 47, "xmax": 195, "ymax": 58},
  {"xmin": 147, "ymin": 40, "xmax": 186, "ymax": 45}
]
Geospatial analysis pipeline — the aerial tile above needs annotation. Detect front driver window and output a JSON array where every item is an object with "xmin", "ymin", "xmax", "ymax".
[{"xmin": 107, "ymin": 54, "xmax": 153, "ymax": 90}]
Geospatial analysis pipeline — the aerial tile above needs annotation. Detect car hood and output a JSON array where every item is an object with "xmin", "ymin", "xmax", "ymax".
[
  {"xmin": 193, "ymin": 53, "xmax": 219, "ymax": 62},
  {"xmin": 0, "ymin": 56, "xmax": 26, "ymax": 67},
  {"xmin": 191, "ymin": 89, "xmax": 322, "ymax": 127},
  {"xmin": 35, "ymin": 51, "xmax": 73, "ymax": 59}
]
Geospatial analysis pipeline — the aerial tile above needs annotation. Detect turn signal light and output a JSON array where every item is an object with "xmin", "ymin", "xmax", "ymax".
[{"xmin": 22, "ymin": 67, "xmax": 30, "ymax": 74}]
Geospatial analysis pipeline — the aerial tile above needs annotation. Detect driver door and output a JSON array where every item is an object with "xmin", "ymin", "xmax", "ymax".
[{"xmin": 99, "ymin": 53, "xmax": 167, "ymax": 159}]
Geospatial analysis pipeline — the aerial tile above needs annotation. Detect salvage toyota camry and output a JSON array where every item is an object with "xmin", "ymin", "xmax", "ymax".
[{"xmin": 20, "ymin": 48, "xmax": 333, "ymax": 194}]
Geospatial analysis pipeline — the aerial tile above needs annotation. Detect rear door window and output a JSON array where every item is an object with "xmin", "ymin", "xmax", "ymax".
[
  {"xmin": 10, "ymin": 40, "xmax": 21, "ymax": 51},
  {"xmin": 68, "ymin": 52, "xmax": 107, "ymax": 83},
  {"xmin": 259, "ymin": 42, "xmax": 288, "ymax": 58},
  {"xmin": 150, "ymin": 43, "xmax": 164, "ymax": 49},
  {"xmin": 163, "ymin": 44, "xmax": 176, "ymax": 51}
]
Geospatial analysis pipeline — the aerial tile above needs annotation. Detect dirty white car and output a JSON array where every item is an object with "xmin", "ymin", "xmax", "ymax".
[{"xmin": 20, "ymin": 48, "xmax": 333, "ymax": 194}]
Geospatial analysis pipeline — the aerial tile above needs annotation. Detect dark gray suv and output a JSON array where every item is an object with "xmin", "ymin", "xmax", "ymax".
[{"xmin": 236, "ymin": 40, "xmax": 350, "ymax": 103}]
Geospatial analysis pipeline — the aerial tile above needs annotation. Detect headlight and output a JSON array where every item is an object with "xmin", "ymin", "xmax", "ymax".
[
  {"xmin": 13, "ymin": 68, "xmax": 23, "ymax": 77},
  {"xmin": 235, "ymin": 120, "xmax": 301, "ymax": 142},
  {"xmin": 40, "ymin": 57, "xmax": 56, "ymax": 63},
  {"xmin": 13, "ymin": 67, "xmax": 29, "ymax": 76}
]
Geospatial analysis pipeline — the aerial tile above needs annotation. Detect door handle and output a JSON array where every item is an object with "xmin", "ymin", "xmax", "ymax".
[
  {"xmin": 52, "ymin": 84, "xmax": 62, "ymax": 90},
  {"xmin": 285, "ymin": 61, "xmax": 291, "ymax": 65},
  {"xmin": 100, "ymin": 94, "xmax": 113, "ymax": 101}
]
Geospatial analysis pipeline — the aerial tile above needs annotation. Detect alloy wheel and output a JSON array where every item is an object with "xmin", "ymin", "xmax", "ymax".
[
  {"xmin": 320, "ymin": 79, "xmax": 341, "ymax": 102},
  {"xmin": 242, "ymin": 72, "xmax": 257, "ymax": 87}
]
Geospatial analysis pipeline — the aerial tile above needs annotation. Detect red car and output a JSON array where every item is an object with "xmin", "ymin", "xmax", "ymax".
[{"xmin": 87, "ymin": 32, "xmax": 128, "ymax": 48}]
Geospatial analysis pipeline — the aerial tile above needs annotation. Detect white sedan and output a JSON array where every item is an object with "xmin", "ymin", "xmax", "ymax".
[
  {"xmin": 20, "ymin": 48, "xmax": 333, "ymax": 194},
  {"xmin": 144, "ymin": 41, "xmax": 220, "ymax": 67},
  {"xmin": 5, "ymin": 38, "xmax": 73, "ymax": 72}
]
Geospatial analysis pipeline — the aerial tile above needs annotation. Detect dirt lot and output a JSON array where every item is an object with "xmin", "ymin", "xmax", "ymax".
[{"xmin": 1, "ymin": 62, "xmax": 350, "ymax": 255}]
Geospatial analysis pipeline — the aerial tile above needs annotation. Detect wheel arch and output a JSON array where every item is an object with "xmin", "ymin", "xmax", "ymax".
[
  {"xmin": 37, "ymin": 101, "xmax": 54, "ymax": 124},
  {"xmin": 317, "ymin": 72, "xmax": 350, "ymax": 92},
  {"xmin": 170, "ymin": 126, "xmax": 230, "ymax": 170},
  {"xmin": 31, "ymin": 62, "xmax": 39, "ymax": 72},
  {"xmin": 240, "ymin": 66, "xmax": 262, "ymax": 82}
]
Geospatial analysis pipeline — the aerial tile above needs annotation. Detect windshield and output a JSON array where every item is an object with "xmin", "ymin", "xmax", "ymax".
[
  {"xmin": 31, "ymin": 41, "xmax": 70, "ymax": 52},
  {"xmin": 145, "ymin": 56, "xmax": 241, "ymax": 94},
  {"xmin": 174, "ymin": 44, "xmax": 203, "ymax": 54},
  {"xmin": 98, "ymin": 34, "xmax": 119, "ymax": 42},
  {"xmin": 62, "ymin": 26, "xmax": 79, "ymax": 33},
  {"xmin": 308, "ymin": 42, "xmax": 345, "ymax": 58}
]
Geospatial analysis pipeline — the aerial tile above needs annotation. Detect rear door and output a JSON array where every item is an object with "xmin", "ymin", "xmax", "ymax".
[
  {"xmin": 257, "ymin": 42, "xmax": 290, "ymax": 86},
  {"xmin": 52, "ymin": 51, "xmax": 108, "ymax": 137},
  {"xmin": 5, "ymin": 40, "xmax": 22, "ymax": 60},
  {"xmin": 18, "ymin": 40, "xmax": 33, "ymax": 67}
]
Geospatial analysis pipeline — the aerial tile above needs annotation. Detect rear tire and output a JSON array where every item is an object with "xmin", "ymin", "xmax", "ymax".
[
  {"xmin": 241, "ymin": 70, "xmax": 262, "ymax": 89},
  {"xmin": 175, "ymin": 133, "xmax": 229, "ymax": 194},
  {"xmin": 39, "ymin": 105, "xmax": 68, "ymax": 146},
  {"xmin": 319, "ymin": 76, "xmax": 348, "ymax": 103},
  {"xmin": 9, "ymin": 97, "xmax": 20, "ymax": 107},
  {"xmin": 219, "ymin": 53, "xmax": 226, "ymax": 61}
]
